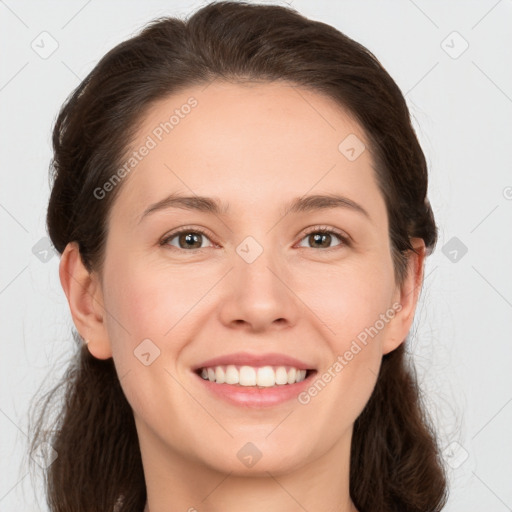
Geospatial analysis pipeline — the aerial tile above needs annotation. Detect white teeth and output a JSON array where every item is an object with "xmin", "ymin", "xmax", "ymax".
[
  {"xmin": 198, "ymin": 365, "xmax": 309, "ymax": 386},
  {"xmin": 225, "ymin": 365, "xmax": 239, "ymax": 384},
  {"xmin": 215, "ymin": 366, "xmax": 225, "ymax": 384},
  {"xmin": 275, "ymin": 366, "xmax": 288, "ymax": 385},
  {"xmin": 239, "ymin": 366, "xmax": 256, "ymax": 386},
  {"xmin": 287, "ymin": 367, "xmax": 297, "ymax": 384},
  {"xmin": 257, "ymin": 366, "xmax": 275, "ymax": 387}
]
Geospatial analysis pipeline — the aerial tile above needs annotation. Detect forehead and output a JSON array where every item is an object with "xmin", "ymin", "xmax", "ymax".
[{"xmin": 111, "ymin": 80, "xmax": 384, "ymax": 224}]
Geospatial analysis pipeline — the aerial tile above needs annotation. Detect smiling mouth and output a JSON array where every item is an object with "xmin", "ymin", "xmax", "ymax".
[{"xmin": 194, "ymin": 365, "xmax": 317, "ymax": 388}]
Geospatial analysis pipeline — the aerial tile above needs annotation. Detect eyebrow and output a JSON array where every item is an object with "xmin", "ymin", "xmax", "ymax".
[{"xmin": 138, "ymin": 192, "xmax": 370, "ymax": 223}]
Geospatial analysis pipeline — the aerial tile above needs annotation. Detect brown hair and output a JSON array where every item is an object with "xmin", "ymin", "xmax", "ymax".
[{"xmin": 29, "ymin": 1, "xmax": 448, "ymax": 510}]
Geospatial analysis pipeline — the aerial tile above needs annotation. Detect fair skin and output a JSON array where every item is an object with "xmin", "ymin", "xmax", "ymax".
[{"xmin": 59, "ymin": 80, "xmax": 425, "ymax": 512}]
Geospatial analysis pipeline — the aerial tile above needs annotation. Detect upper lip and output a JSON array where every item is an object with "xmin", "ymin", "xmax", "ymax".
[{"xmin": 192, "ymin": 352, "xmax": 315, "ymax": 371}]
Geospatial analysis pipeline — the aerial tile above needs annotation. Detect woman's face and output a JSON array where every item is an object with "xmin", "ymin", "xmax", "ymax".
[{"xmin": 87, "ymin": 80, "xmax": 420, "ymax": 477}]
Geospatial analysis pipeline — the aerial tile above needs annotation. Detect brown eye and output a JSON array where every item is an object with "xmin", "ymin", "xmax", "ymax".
[
  {"xmin": 297, "ymin": 227, "xmax": 349, "ymax": 250},
  {"xmin": 161, "ymin": 229, "xmax": 214, "ymax": 250},
  {"xmin": 308, "ymin": 232, "xmax": 335, "ymax": 249}
]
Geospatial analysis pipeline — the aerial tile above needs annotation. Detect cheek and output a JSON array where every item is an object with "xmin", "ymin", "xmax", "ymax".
[
  {"xmin": 102, "ymin": 245, "xmax": 396, "ymax": 360},
  {"xmin": 102, "ymin": 257, "xmax": 207, "ymax": 342},
  {"xmin": 298, "ymin": 255, "xmax": 396, "ymax": 344},
  {"xmin": 297, "ymin": 258, "xmax": 395, "ymax": 407},
  {"xmin": 99, "ymin": 259, "xmax": 199, "ymax": 419}
]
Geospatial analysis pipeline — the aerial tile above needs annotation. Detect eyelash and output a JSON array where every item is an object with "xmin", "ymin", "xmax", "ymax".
[{"xmin": 159, "ymin": 225, "xmax": 351, "ymax": 253}]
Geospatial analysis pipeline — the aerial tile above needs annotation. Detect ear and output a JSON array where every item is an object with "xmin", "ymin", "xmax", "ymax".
[
  {"xmin": 382, "ymin": 238, "xmax": 426, "ymax": 355},
  {"xmin": 59, "ymin": 242, "xmax": 112, "ymax": 359}
]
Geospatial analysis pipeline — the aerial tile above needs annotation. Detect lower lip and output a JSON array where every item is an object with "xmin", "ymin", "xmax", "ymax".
[{"xmin": 193, "ymin": 371, "xmax": 317, "ymax": 408}]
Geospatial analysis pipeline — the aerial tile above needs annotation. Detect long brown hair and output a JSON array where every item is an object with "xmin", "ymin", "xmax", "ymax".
[{"xmin": 29, "ymin": 2, "xmax": 448, "ymax": 510}]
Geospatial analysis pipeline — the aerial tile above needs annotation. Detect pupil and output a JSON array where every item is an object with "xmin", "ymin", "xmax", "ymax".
[
  {"xmin": 181, "ymin": 233, "xmax": 201, "ymax": 248},
  {"xmin": 312, "ymin": 233, "xmax": 330, "ymax": 248}
]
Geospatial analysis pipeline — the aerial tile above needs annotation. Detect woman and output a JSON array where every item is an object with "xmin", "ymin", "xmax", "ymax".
[{"xmin": 30, "ymin": 1, "xmax": 448, "ymax": 511}]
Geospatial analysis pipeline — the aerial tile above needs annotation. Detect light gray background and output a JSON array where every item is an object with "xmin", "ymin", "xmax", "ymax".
[{"xmin": 1, "ymin": 0, "xmax": 511, "ymax": 510}]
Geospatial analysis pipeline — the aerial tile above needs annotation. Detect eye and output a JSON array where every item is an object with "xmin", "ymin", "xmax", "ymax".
[
  {"xmin": 160, "ymin": 227, "xmax": 215, "ymax": 251},
  {"xmin": 296, "ymin": 226, "xmax": 350, "ymax": 250},
  {"xmin": 160, "ymin": 225, "xmax": 350, "ymax": 253}
]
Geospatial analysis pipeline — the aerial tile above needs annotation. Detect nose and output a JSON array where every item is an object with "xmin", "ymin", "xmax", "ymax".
[{"xmin": 217, "ymin": 243, "xmax": 301, "ymax": 333}]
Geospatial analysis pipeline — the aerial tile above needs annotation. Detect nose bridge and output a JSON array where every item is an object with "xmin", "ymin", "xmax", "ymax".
[
  {"xmin": 234, "ymin": 233, "xmax": 284, "ymax": 297},
  {"xmin": 218, "ymin": 232, "xmax": 298, "ymax": 331}
]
